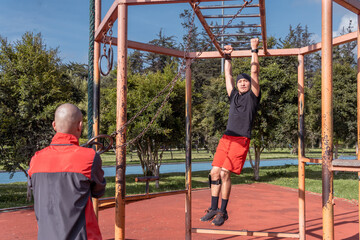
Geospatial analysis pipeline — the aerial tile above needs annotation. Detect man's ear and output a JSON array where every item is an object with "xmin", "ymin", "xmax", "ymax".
[
  {"xmin": 78, "ymin": 121, "xmax": 83, "ymax": 132},
  {"xmin": 52, "ymin": 121, "xmax": 56, "ymax": 131}
]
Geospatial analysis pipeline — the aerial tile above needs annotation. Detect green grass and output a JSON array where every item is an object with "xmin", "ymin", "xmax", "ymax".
[
  {"xmin": 99, "ymin": 148, "xmax": 357, "ymax": 167},
  {"xmin": 0, "ymin": 147, "xmax": 356, "ymax": 170},
  {"xmin": 1, "ymin": 164, "xmax": 359, "ymax": 209}
]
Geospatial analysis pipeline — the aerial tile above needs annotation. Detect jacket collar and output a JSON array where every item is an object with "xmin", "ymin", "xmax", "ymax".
[{"xmin": 51, "ymin": 132, "xmax": 79, "ymax": 146}]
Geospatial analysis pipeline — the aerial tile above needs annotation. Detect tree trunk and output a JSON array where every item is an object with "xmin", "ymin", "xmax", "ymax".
[
  {"xmin": 253, "ymin": 145, "xmax": 261, "ymax": 181},
  {"xmin": 248, "ymin": 147, "xmax": 255, "ymax": 168},
  {"xmin": 19, "ymin": 166, "xmax": 28, "ymax": 178},
  {"xmin": 334, "ymin": 141, "xmax": 339, "ymax": 159}
]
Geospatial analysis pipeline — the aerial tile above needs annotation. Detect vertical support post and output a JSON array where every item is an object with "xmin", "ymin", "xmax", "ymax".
[
  {"xmin": 88, "ymin": 0, "xmax": 95, "ymax": 140},
  {"xmin": 220, "ymin": 1, "xmax": 224, "ymax": 74},
  {"xmin": 321, "ymin": 0, "xmax": 334, "ymax": 239},
  {"xmin": 297, "ymin": 54, "xmax": 306, "ymax": 240},
  {"xmin": 185, "ymin": 58, "xmax": 192, "ymax": 240},
  {"xmin": 115, "ymin": 3, "xmax": 128, "ymax": 240},
  {"xmin": 357, "ymin": 13, "xmax": 360, "ymax": 238},
  {"xmin": 92, "ymin": 0, "xmax": 101, "ymax": 219}
]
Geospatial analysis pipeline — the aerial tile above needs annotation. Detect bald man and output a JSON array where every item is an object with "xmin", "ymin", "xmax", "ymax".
[{"xmin": 28, "ymin": 103, "xmax": 106, "ymax": 240}]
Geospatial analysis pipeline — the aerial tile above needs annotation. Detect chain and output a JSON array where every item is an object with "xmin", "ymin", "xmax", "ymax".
[
  {"xmin": 99, "ymin": 22, "xmax": 114, "ymax": 76},
  {"xmin": 89, "ymin": 0, "xmax": 251, "ymax": 151}
]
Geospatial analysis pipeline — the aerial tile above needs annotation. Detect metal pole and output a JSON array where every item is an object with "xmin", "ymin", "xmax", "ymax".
[
  {"xmin": 92, "ymin": 0, "xmax": 101, "ymax": 219},
  {"xmin": 321, "ymin": 0, "xmax": 334, "ymax": 239},
  {"xmin": 87, "ymin": 0, "xmax": 95, "ymax": 140},
  {"xmin": 297, "ymin": 54, "xmax": 306, "ymax": 240},
  {"xmin": 185, "ymin": 58, "xmax": 192, "ymax": 240},
  {"xmin": 221, "ymin": 1, "xmax": 224, "ymax": 73},
  {"xmin": 357, "ymin": 13, "xmax": 360, "ymax": 238},
  {"xmin": 115, "ymin": 3, "xmax": 128, "ymax": 240}
]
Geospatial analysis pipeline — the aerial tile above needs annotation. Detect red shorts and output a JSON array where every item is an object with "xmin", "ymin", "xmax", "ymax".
[{"xmin": 212, "ymin": 135, "xmax": 250, "ymax": 175}]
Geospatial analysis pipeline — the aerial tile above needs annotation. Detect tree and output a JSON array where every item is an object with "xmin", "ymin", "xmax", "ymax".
[
  {"xmin": 145, "ymin": 29, "xmax": 177, "ymax": 73},
  {"xmin": 180, "ymin": 9, "xmax": 222, "ymax": 151},
  {"xmin": 197, "ymin": 76, "xmax": 229, "ymax": 154},
  {"xmin": 0, "ymin": 32, "xmax": 84, "ymax": 177},
  {"xmin": 249, "ymin": 61, "xmax": 297, "ymax": 180},
  {"xmin": 128, "ymin": 50, "xmax": 145, "ymax": 74},
  {"xmin": 306, "ymin": 20, "xmax": 357, "ymax": 154},
  {"xmin": 100, "ymin": 63, "xmax": 185, "ymax": 183}
]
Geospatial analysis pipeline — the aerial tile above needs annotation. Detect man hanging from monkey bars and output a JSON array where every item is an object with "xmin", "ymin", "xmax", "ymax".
[{"xmin": 200, "ymin": 38, "xmax": 261, "ymax": 226}]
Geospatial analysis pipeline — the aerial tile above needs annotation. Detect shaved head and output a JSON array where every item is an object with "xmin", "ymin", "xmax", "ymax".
[{"xmin": 53, "ymin": 103, "xmax": 83, "ymax": 138}]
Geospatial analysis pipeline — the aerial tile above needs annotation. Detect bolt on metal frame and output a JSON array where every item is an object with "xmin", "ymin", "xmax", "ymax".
[{"xmin": 91, "ymin": 0, "xmax": 360, "ymax": 239}]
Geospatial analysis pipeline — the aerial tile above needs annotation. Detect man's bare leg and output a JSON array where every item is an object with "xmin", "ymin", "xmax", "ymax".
[
  {"xmin": 200, "ymin": 166, "xmax": 222, "ymax": 221},
  {"xmin": 220, "ymin": 168, "xmax": 231, "ymax": 212},
  {"xmin": 212, "ymin": 168, "xmax": 231, "ymax": 226},
  {"xmin": 220, "ymin": 168, "xmax": 231, "ymax": 200},
  {"xmin": 210, "ymin": 166, "xmax": 222, "ymax": 197}
]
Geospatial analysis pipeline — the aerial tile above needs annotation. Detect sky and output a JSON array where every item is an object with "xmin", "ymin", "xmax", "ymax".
[{"xmin": 0, "ymin": 0, "xmax": 358, "ymax": 64}]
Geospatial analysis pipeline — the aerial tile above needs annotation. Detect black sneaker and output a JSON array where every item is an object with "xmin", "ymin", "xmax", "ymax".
[
  {"xmin": 212, "ymin": 210, "xmax": 228, "ymax": 226},
  {"xmin": 200, "ymin": 208, "xmax": 218, "ymax": 222}
]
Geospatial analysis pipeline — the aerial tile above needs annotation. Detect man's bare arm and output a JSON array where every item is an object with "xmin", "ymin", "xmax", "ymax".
[
  {"xmin": 224, "ymin": 45, "xmax": 234, "ymax": 97},
  {"xmin": 250, "ymin": 38, "xmax": 260, "ymax": 97}
]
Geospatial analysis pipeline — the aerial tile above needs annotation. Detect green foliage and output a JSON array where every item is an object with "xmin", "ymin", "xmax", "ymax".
[
  {"xmin": 195, "ymin": 76, "xmax": 229, "ymax": 153},
  {"xmin": 0, "ymin": 32, "xmax": 84, "ymax": 176},
  {"xmin": 306, "ymin": 61, "xmax": 357, "ymax": 148},
  {"xmin": 146, "ymin": 30, "xmax": 178, "ymax": 73},
  {"xmin": 126, "ymin": 63, "xmax": 185, "ymax": 144},
  {"xmin": 100, "ymin": 63, "xmax": 185, "ymax": 176}
]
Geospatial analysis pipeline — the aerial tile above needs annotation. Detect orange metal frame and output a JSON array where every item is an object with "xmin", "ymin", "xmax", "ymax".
[{"xmin": 92, "ymin": 0, "xmax": 360, "ymax": 239}]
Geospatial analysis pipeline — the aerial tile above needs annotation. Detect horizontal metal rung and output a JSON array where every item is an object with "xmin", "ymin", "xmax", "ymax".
[
  {"xmin": 216, "ymin": 33, "xmax": 261, "ymax": 37},
  {"xmin": 199, "ymin": 4, "xmax": 259, "ymax": 9},
  {"xmin": 210, "ymin": 24, "xmax": 260, "ymax": 28},
  {"xmin": 204, "ymin": 14, "xmax": 260, "ymax": 18},
  {"xmin": 219, "ymin": 40, "xmax": 262, "ymax": 44},
  {"xmin": 332, "ymin": 159, "xmax": 360, "ymax": 167}
]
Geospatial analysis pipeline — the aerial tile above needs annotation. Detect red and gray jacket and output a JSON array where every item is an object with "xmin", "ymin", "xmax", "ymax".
[{"xmin": 28, "ymin": 132, "xmax": 106, "ymax": 240}]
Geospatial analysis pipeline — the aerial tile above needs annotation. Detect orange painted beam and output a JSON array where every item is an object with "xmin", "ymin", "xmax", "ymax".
[
  {"xmin": 259, "ymin": 0, "xmax": 268, "ymax": 54},
  {"xmin": 190, "ymin": 48, "xmax": 300, "ymax": 59},
  {"xmin": 102, "ymin": 36, "xmax": 186, "ymax": 57},
  {"xmin": 333, "ymin": 0, "xmax": 360, "ymax": 14},
  {"xmin": 102, "ymin": 31, "xmax": 357, "ymax": 59},
  {"xmin": 300, "ymin": 31, "xmax": 357, "ymax": 55},
  {"xmin": 321, "ymin": 0, "xmax": 334, "ymax": 238},
  {"xmin": 95, "ymin": 0, "xmax": 118, "ymax": 42},
  {"xmin": 189, "ymin": 1, "xmax": 223, "ymax": 56},
  {"xmin": 193, "ymin": 228, "xmax": 300, "ymax": 238}
]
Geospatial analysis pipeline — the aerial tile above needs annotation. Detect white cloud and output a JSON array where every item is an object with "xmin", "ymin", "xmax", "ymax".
[{"xmin": 333, "ymin": 13, "xmax": 357, "ymax": 37}]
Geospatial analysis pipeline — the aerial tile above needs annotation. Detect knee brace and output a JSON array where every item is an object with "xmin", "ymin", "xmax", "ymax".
[{"xmin": 208, "ymin": 174, "xmax": 221, "ymax": 188}]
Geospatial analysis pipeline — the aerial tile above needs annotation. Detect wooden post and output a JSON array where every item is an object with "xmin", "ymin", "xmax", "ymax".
[
  {"xmin": 92, "ymin": 0, "xmax": 101, "ymax": 219},
  {"xmin": 185, "ymin": 58, "xmax": 192, "ymax": 240},
  {"xmin": 321, "ymin": 0, "xmax": 334, "ymax": 239},
  {"xmin": 115, "ymin": 3, "xmax": 128, "ymax": 240},
  {"xmin": 297, "ymin": 54, "xmax": 306, "ymax": 240}
]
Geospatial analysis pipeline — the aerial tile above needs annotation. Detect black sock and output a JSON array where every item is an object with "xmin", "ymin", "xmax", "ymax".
[
  {"xmin": 220, "ymin": 199, "xmax": 228, "ymax": 212},
  {"xmin": 211, "ymin": 196, "xmax": 219, "ymax": 210}
]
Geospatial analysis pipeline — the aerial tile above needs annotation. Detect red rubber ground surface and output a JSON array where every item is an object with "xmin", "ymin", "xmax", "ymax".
[{"xmin": 0, "ymin": 183, "xmax": 358, "ymax": 239}]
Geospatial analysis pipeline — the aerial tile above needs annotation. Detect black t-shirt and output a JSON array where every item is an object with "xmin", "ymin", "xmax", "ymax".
[{"xmin": 224, "ymin": 88, "xmax": 261, "ymax": 139}]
